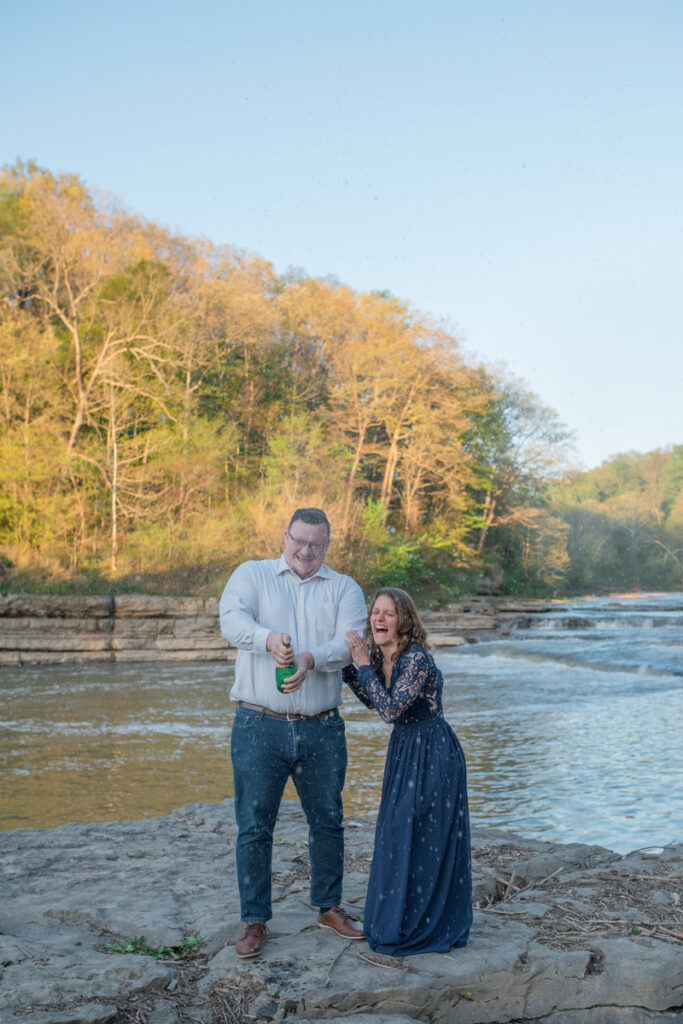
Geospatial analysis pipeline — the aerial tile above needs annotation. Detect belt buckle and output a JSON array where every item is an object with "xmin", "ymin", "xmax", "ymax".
[{"xmin": 285, "ymin": 711, "xmax": 297, "ymax": 721}]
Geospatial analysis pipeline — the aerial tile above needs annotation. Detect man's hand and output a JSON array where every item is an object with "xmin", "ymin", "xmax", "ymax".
[
  {"xmin": 266, "ymin": 631, "xmax": 297, "ymax": 667},
  {"xmin": 279, "ymin": 651, "xmax": 314, "ymax": 693}
]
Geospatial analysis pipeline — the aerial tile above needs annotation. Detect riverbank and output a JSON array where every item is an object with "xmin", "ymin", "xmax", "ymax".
[
  {"xmin": 1, "ymin": 799, "xmax": 680, "ymax": 1024},
  {"xmin": 0, "ymin": 593, "xmax": 554, "ymax": 665}
]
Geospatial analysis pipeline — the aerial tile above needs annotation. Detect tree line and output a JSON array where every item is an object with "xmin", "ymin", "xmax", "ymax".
[
  {"xmin": 549, "ymin": 447, "xmax": 683, "ymax": 593},
  {"xmin": 1, "ymin": 161, "xmax": 680, "ymax": 598}
]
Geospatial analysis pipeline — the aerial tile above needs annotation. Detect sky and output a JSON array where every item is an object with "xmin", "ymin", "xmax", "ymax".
[{"xmin": 3, "ymin": 0, "xmax": 682, "ymax": 470}]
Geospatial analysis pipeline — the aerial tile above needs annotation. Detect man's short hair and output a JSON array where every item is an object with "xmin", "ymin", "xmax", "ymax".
[{"xmin": 288, "ymin": 507, "xmax": 331, "ymax": 539}]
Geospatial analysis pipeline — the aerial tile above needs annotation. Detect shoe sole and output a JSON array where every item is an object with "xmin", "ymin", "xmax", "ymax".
[
  {"xmin": 318, "ymin": 922, "xmax": 364, "ymax": 940},
  {"xmin": 236, "ymin": 946, "xmax": 265, "ymax": 957}
]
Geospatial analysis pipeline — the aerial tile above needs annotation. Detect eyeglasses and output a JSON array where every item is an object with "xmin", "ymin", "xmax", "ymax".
[{"xmin": 287, "ymin": 532, "xmax": 328, "ymax": 553}]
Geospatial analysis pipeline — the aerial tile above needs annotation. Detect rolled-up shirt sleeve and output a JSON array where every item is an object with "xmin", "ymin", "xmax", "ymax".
[
  {"xmin": 219, "ymin": 562, "xmax": 272, "ymax": 653},
  {"xmin": 308, "ymin": 578, "xmax": 367, "ymax": 670}
]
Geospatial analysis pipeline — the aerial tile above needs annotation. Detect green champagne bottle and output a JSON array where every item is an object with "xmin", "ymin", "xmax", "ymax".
[{"xmin": 275, "ymin": 635, "xmax": 296, "ymax": 692}]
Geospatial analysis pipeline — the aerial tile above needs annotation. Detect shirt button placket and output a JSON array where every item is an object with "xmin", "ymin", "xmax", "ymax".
[{"xmin": 297, "ymin": 586, "xmax": 306, "ymax": 685}]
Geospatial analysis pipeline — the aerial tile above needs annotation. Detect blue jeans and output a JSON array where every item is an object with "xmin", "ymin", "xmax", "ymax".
[{"xmin": 230, "ymin": 705, "xmax": 347, "ymax": 922}]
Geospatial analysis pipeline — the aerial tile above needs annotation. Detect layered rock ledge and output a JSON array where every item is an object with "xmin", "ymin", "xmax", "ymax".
[
  {"xmin": 0, "ymin": 594, "xmax": 552, "ymax": 665},
  {"xmin": 1, "ymin": 800, "xmax": 681, "ymax": 1024}
]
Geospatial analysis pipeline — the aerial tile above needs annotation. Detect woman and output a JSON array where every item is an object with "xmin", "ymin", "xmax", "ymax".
[{"xmin": 344, "ymin": 587, "xmax": 472, "ymax": 956}]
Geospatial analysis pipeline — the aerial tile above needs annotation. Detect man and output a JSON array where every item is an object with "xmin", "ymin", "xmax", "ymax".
[{"xmin": 219, "ymin": 507, "xmax": 367, "ymax": 958}]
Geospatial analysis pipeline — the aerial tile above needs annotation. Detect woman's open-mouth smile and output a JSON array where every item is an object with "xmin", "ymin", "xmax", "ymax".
[{"xmin": 372, "ymin": 624, "xmax": 392, "ymax": 642}]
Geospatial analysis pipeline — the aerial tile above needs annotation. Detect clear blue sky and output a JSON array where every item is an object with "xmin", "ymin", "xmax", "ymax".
[{"xmin": 3, "ymin": 0, "xmax": 682, "ymax": 469}]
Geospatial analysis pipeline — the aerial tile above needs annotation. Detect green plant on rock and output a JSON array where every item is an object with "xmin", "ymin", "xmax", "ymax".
[{"xmin": 106, "ymin": 934, "xmax": 207, "ymax": 960}]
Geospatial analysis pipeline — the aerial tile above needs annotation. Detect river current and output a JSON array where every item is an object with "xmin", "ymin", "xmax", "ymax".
[{"xmin": 1, "ymin": 593, "xmax": 681, "ymax": 853}]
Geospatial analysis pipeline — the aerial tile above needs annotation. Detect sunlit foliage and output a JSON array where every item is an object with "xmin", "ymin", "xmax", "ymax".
[{"xmin": 3, "ymin": 162, "xmax": 678, "ymax": 598}]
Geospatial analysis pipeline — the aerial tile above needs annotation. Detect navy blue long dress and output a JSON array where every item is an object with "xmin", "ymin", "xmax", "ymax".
[{"xmin": 343, "ymin": 645, "xmax": 472, "ymax": 956}]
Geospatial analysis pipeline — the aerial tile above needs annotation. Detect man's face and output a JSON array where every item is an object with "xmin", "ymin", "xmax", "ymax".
[{"xmin": 284, "ymin": 521, "xmax": 329, "ymax": 579}]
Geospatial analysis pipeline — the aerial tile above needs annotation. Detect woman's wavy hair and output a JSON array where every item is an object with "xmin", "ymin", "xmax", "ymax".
[{"xmin": 367, "ymin": 587, "xmax": 429, "ymax": 670}]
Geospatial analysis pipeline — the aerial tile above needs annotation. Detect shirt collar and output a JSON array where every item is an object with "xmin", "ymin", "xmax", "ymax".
[{"xmin": 276, "ymin": 553, "xmax": 332, "ymax": 581}]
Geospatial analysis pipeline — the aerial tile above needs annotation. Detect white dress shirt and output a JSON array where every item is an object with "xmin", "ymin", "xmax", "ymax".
[{"xmin": 219, "ymin": 555, "xmax": 367, "ymax": 715}]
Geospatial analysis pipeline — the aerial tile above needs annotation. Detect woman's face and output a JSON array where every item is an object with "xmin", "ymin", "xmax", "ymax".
[{"xmin": 370, "ymin": 594, "xmax": 399, "ymax": 649}]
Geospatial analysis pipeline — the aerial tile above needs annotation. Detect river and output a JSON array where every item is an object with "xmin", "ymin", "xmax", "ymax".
[{"xmin": 1, "ymin": 593, "xmax": 681, "ymax": 853}]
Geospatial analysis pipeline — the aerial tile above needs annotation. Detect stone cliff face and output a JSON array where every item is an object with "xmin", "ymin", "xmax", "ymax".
[
  {"xmin": 0, "ymin": 593, "xmax": 553, "ymax": 665},
  {"xmin": 0, "ymin": 594, "xmax": 229, "ymax": 665}
]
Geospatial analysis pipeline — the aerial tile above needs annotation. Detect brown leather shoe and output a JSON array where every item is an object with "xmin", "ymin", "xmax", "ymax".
[
  {"xmin": 235, "ymin": 922, "xmax": 268, "ymax": 958},
  {"xmin": 318, "ymin": 906, "xmax": 364, "ymax": 940}
]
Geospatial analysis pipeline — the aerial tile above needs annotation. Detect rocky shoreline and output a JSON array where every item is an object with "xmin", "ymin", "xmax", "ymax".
[
  {"xmin": 0, "ymin": 594, "xmax": 553, "ymax": 665},
  {"xmin": 1, "ymin": 799, "xmax": 681, "ymax": 1024}
]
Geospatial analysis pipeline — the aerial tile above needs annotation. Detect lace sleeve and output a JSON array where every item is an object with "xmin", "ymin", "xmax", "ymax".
[
  {"xmin": 351, "ymin": 648, "xmax": 432, "ymax": 723},
  {"xmin": 342, "ymin": 664, "xmax": 376, "ymax": 709}
]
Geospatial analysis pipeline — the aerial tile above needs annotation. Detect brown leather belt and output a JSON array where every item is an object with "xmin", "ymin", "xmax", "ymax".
[{"xmin": 237, "ymin": 700, "xmax": 336, "ymax": 722}]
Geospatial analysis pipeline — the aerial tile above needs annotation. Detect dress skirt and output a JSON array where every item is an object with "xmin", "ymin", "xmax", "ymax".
[{"xmin": 363, "ymin": 712, "xmax": 472, "ymax": 956}]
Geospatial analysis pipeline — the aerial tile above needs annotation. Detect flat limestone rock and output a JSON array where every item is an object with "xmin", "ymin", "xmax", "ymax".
[
  {"xmin": 0, "ymin": 595, "xmax": 114, "ymax": 618},
  {"xmin": 112, "ymin": 595, "xmax": 209, "ymax": 618},
  {"xmin": 0, "ymin": 593, "xmax": 574, "ymax": 666},
  {"xmin": 0, "ymin": 800, "xmax": 680, "ymax": 1024},
  {"xmin": 11, "ymin": 1007, "xmax": 121, "ymax": 1024},
  {"xmin": 0, "ymin": 594, "xmax": 528, "ymax": 664}
]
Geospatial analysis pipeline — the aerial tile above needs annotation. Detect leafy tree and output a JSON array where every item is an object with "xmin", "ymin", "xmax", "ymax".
[
  {"xmin": 662, "ymin": 445, "xmax": 683, "ymax": 517},
  {"xmin": 13, "ymin": 159, "xmax": 671, "ymax": 599},
  {"xmin": 470, "ymin": 376, "xmax": 574, "ymax": 564}
]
